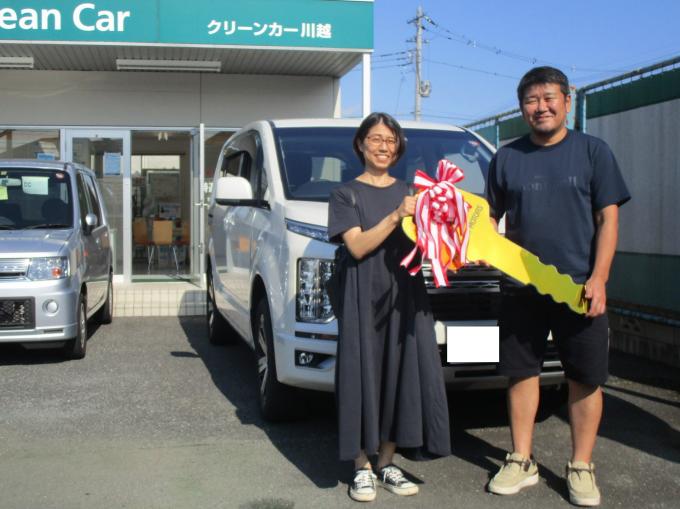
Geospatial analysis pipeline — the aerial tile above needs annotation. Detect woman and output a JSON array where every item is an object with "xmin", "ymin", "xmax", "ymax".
[{"xmin": 328, "ymin": 112, "xmax": 451, "ymax": 502}]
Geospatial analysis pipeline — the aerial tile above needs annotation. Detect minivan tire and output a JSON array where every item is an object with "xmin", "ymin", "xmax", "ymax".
[
  {"xmin": 207, "ymin": 268, "xmax": 236, "ymax": 345},
  {"xmin": 254, "ymin": 297, "xmax": 305, "ymax": 421},
  {"xmin": 64, "ymin": 294, "xmax": 87, "ymax": 359},
  {"xmin": 96, "ymin": 272, "xmax": 113, "ymax": 325}
]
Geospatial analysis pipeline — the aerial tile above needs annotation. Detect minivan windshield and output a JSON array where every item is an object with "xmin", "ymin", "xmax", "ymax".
[
  {"xmin": 0, "ymin": 168, "xmax": 73, "ymax": 230},
  {"xmin": 276, "ymin": 127, "xmax": 493, "ymax": 201}
]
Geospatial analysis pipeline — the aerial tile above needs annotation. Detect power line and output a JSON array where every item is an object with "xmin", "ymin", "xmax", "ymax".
[
  {"xmin": 424, "ymin": 58, "xmax": 519, "ymax": 80},
  {"xmin": 372, "ymin": 63, "xmax": 413, "ymax": 70},
  {"xmin": 420, "ymin": 110, "xmax": 481, "ymax": 121},
  {"xmin": 424, "ymin": 16, "xmax": 632, "ymax": 74},
  {"xmin": 347, "ymin": 62, "xmax": 413, "ymax": 73}
]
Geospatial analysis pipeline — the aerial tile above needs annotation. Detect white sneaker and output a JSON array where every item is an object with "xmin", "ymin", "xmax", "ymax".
[{"xmin": 349, "ymin": 468, "xmax": 377, "ymax": 502}]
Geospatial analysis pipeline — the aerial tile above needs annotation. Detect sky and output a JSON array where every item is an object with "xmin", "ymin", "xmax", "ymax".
[{"xmin": 340, "ymin": 0, "xmax": 680, "ymax": 125}]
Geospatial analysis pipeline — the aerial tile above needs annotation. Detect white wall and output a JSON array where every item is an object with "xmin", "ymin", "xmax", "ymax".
[
  {"xmin": 587, "ymin": 98, "xmax": 680, "ymax": 256},
  {"xmin": 0, "ymin": 70, "xmax": 338, "ymax": 127}
]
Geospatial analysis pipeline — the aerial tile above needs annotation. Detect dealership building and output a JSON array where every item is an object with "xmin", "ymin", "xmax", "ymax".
[{"xmin": 0, "ymin": 0, "xmax": 373, "ymax": 292}]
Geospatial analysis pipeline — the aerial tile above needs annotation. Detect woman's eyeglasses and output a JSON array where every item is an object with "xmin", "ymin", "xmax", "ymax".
[{"xmin": 365, "ymin": 135, "xmax": 398, "ymax": 148}]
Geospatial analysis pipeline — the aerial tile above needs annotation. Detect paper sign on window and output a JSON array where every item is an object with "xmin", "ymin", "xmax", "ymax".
[
  {"xmin": 22, "ymin": 176, "xmax": 49, "ymax": 195},
  {"xmin": 104, "ymin": 152, "xmax": 122, "ymax": 176}
]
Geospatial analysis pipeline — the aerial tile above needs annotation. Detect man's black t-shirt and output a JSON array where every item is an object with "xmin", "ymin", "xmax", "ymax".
[{"xmin": 485, "ymin": 130, "xmax": 630, "ymax": 284}]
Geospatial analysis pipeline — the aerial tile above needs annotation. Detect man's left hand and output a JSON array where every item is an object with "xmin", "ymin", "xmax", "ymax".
[{"xmin": 584, "ymin": 276, "xmax": 607, "ymax": 317}]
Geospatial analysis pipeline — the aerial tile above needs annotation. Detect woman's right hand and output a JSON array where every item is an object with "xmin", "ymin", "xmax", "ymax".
[{"xmin": 396, "ymin": 195, "xmax": 416, "ymax": 219}]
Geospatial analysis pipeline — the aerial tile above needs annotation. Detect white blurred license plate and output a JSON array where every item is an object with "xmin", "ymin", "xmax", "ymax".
[{"xmin": 446, "ymin": 326, "xmax": 499, "ymax": 363}]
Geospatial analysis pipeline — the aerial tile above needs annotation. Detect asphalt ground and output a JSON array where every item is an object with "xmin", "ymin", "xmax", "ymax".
[{"xmin": 0, "ymin": 317, "xmax": 678, "ymax": 509}]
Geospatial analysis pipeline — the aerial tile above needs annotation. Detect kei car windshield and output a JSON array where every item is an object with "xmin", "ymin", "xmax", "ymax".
[
  {"xmin": 275, "ymin": 127, "xmax": 493, "ymax": 201},
  {"xmin": 0, "ymin": 168, "xmax": 73, "ymax": 230}
]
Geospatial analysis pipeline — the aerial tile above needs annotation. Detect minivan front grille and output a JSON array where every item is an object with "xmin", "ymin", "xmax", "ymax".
[
  {"xmin": 424, "ymin": 264, "xmax": 501, "ymax": 321},
  {"xmin": 0, "ymin": 298, "xmax": 35, "ymax": 329},
  {"xmin": 0, "ymin": 258, "xmax": 30, "ymax": 279}
]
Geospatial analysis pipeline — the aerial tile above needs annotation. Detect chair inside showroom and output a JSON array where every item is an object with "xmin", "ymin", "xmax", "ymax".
[
  {"xmin": 151, "ymin": 219, "xmax": 179, "ymax": 273},
  {"xmin": 132, "ymin": 218, "xmax": 153, "ymax": 272},
  {"xmin": 173, "ymin": 220, "xmax": 190, "ymax": 269}
]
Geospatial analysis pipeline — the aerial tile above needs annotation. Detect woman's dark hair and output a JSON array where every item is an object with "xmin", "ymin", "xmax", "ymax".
[
  {"xmin": 517, "ymin": 66, "xmax": 570, "ymax": 104},
  {"xmin": 352, "ymin": 112, "xmax": 406, "ymax": 166}
]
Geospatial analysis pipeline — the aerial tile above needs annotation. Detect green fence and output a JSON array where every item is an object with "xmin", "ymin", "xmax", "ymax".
[{"xmin": 465, "ymin": 57, "xmax": 680, "ymax": 319}]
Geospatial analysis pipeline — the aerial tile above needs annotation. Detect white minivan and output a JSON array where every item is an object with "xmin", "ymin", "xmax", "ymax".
[{"xmin": 206, "ymin": 119, "xmax": 565, "ymax": 420}]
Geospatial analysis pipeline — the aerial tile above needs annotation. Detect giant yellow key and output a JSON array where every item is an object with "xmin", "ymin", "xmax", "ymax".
[{"xmin": 402, "ymin": 190, "xmax": 588, "ymax": 315}]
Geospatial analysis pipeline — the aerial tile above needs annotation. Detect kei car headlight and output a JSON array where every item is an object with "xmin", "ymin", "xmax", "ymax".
[
  {"xmin": 297, "ymin": 258, "xmax": 334, "ymax": 322},
  {"xmin": 27, "ymin": 257, "xmax": 70, "ymax": 280}
]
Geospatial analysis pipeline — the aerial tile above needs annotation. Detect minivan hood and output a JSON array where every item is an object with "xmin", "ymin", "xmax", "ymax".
[
  {"xmin": 0, "ymin": 229, "xmax": 72, "ymax": 258},
  {"xmin": 284, "ymin": 201, "xmax": 329, "ymax": 227}
]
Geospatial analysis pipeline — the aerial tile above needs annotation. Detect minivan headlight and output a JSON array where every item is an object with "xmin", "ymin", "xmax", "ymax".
[
  {"xmin": 286, "ymin": 219, "xmax": 329, "ymax": 242},
  {"xmin": 297, "ymin": 258, "xmax": 334, "ymax": 322},
  {"xmin": 27, "ymin": 257, "xmax": 69, "ymax": 280}
]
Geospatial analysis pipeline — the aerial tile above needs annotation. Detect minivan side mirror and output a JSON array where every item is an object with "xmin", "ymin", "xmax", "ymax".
[
  {"xmin": 83, "ymin": 212, "xmax": 98, "ymax": 234},
  {"xmin": 215, "ymin": 176, "xmax": 267, "ymax": 208}
]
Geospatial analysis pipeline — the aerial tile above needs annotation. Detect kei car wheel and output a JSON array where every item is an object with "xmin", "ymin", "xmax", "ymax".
[
  {"xmin": 97, "ymin": 272, "xmax": 113, "ymax": 325},
  {"xmin": 64, "ymin": 294, "xmax": 87, "ymax": 360},
  {"xmin": 207, "ymin": 268, "xmax": 236, "ymax": 345},
  {"xmin": 253, "ymin": 297, "xmax": 304, "ymax": 421}
]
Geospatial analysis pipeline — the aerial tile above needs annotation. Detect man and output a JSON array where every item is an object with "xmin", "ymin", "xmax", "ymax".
[{"xmin": 485, "ymin": 66, "xmax": 630, "ymax": 507}]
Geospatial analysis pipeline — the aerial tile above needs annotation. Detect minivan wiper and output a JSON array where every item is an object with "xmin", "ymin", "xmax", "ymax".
[
  {"xmin": 24, "ymin": 223, "xmax": 72, "ymax": 229},
  {"xmin": 0, "ymin": 225, "xmax": 17, "ymax": 230}
]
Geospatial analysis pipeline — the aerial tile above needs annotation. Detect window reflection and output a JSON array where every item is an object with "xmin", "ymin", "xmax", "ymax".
[{"xmin": 0, "ymin": 129, "xmax": 60, "ymax": 160}]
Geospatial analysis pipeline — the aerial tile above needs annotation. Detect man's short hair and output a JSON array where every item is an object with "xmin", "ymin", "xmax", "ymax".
[{"xmin": 517, "ymin": 66, "xmax": 570, "ymax": 104}]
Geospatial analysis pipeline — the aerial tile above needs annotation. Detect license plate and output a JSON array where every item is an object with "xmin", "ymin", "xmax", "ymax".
[{"xmin": 446, "ymin": 325, "xmax": 499, "ymax": 363}]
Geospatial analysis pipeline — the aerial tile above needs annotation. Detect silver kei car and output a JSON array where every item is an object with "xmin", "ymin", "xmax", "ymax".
[{"xmin": 0, "ymin": 160, "xmax": 113, "ymax": 359}]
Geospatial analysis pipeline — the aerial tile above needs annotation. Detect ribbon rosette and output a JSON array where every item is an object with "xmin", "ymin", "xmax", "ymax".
[{"xmin": 400, "ymin": 159, "xmax": 471, "ymax": 287}]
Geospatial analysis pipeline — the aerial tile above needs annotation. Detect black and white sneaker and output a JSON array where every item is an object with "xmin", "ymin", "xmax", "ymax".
[
  {"xmin": 378, "ymin": 465, "xmax": 419, "ymax": 496},
  {"xmin": 349, "ymin": 468, "xmax": 377, "ymax": 502}
]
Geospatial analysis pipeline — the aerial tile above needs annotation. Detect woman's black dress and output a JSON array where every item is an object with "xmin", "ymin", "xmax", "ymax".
[{"xmin": 328, "ymin": 179, "xmax": 451, "ymax": 461}]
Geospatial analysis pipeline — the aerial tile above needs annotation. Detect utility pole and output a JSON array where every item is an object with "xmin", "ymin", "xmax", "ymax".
[{"xmin": 414, "ymin": 5, "xmax": 423, "ymax": 121}]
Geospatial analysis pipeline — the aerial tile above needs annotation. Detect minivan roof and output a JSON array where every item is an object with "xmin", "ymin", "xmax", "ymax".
[
  {"xmin": 0, "ymin": 159, "xmax": 94, "ymax": 175},
  {"xmin": 269, "ymin": 118, "xmax": 466, "ymax": 132}
]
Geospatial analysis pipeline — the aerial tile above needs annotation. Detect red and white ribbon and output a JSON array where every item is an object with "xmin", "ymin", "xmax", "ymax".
[{"xmin": 400, "ymin": 159, "xmax": 470, "ymax": 287}]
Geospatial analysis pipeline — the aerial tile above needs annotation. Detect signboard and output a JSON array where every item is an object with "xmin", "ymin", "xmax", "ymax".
[
  {"xmin": 103, "ymin": 152, "xmax": 121, "ymax": 176},
  {"xmin": 0, "ymin": 0, "xmax": 373, "ymax": 49}
]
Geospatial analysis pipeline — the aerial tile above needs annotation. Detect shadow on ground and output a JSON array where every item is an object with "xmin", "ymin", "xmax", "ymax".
[
  {"xmin": 0, "ymin": 320, "xmax": 102, "ymax": 366},
  {"xmin": 176, "ymin": 317, "xmax": 576, "ymax": 491},
  {"xmin": 178, "ymin": 316, "xmax": 341, "ymax": 489}
]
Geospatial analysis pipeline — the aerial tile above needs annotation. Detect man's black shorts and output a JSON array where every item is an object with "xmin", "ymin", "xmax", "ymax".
[{"xmin": 498, "ymin": 289, "xmax": 609, "ymax": 387}]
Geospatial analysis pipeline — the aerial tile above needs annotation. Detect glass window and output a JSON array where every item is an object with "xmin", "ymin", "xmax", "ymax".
[
  {"xmin": 0, "ymin": 167, "xmax": 72, "ymax": 229},
  {"xmin": 0, "ymin": 129, "xmax": 60, "ymax": 160},
  {"xmin": 131, "ymin": 130, "xmax": 192, "ymax": 277},
  {"xmin": 71, "ymin": 136, "xmax": 124, "ymax": 275},
  {"xmin": 76, "ymin": 174, "xmax": 90, "ymax": 226},
  {"xmin": 275, "ymin": 127, "xmax": 493, "ymax": 201},
  {"xmin": 204, "ymin": 131, "xmax": 234, "ymax": 204},
  {"xmin": 221, "ymin": 152, "xmax": 249, "ymax": 178},
  {"xmin": 83, "ymin": 174, "xmax": 102, "ymax": 223}
]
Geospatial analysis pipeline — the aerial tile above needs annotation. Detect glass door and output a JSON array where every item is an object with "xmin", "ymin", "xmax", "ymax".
[{"xmin": 65, "ymin": 129, "xmax": 131, "ymax": 282}]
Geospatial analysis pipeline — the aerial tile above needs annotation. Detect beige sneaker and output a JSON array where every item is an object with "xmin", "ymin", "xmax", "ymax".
[
  {"xmin": 488, "ymin": 452, "xmax": 539, "ymax": 495},
  {"xmin": 567, "ymin": 461, "xmax": 601, "ymax": 506}
]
